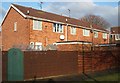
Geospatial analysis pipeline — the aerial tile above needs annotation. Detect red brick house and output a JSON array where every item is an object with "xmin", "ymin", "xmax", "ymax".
[
  {"xmin": 1, "ymin": 4, "xmax": 109, "ymax": 51},
  {"xmin": 110, "ymin": 27, "xmax": 120, "ymax": 44},
  {"xmin": 0, "ymin": 32, "xmax": 1, "ymax": 50}
]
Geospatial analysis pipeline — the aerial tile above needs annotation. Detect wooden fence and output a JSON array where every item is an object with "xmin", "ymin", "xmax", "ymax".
[{"xmin": 2, "ymin": 45, "xmax": 120, "ymax": 81}]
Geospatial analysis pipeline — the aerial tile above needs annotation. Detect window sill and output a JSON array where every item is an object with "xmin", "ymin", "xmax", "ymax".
[
  {"xmin": 33, "ymin": 29, "xmax": 42, "ymax": 31},
  {"xmin": 83, "ymin": 35, "xmax": 90, "ymax": 37},
  {"xmin": 53, "ymin": 32, "xmax": 64, "ymax": 34},
  {"xmin": 71, "ymin": 33, "xmax": 76, "ymax": 35}
]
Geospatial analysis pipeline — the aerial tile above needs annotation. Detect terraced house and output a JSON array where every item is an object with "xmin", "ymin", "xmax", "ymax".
[
  {"xmin": 1, "ymin": 4, "xmax": 109, "ymax": 51},
  {"xmin": 110, "ymin": 27, "xmax": 120, "ymax": 44}
]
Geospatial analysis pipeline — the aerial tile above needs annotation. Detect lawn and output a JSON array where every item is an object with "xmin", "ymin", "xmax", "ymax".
[{"xmin": 87, "ymin": 72, "xmax": 120, "ymax": 81}]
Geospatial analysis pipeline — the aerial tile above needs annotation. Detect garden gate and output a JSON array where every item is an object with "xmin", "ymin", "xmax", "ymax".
[{"xmin": 7, "ymin": 48, "xmax": 24, "ymax": 81}]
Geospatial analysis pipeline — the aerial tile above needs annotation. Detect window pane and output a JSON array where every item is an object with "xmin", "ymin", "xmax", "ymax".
[
  {"xmin": 57, "ymin": 24, "xmax": 59, "ymax": 32},
  {"xmin": 94, "ymin": 31, "xmax": 98, "ymax": 38},
  {"xmin": 60, "ymin": 24, "xmax": 62, "ymax": 32},
  {"xmin": 103, "ymin": 33, "xmax": 107, "ymax": 39},
  {"xmin": 14, "ymin": 22, "xmax": 17, "ymax": 31},
  {"xmin": 33, "ymin": 20, "xmax": 42, "ymax": 30},
  {"xmin": 30, "ymin": 42, "xmax": 34, "ymax": 49},
  {"xmin": 71, "ymin": 27, "xmax": 76, "ymax": 35},
  {"xmin": 53, "ymin": 23, "xmax": 56, "ymax": 32},
  {"xmin": 118, "ymin": 34, "xmax": 120, "ymax": 40},
  {"xmin": 83, "ymin": 29, "xmax": 89, "ymax": 36},
  {"xmin": 53, "ymin": 23, "xmax": 63, "ymax": 33},
  {"xmin": 35, "ymin": 42, "xmax": 42, "ymax": 50}
]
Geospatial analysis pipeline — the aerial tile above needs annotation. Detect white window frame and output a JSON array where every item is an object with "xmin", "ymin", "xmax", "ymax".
[
  {"xmin": 14, "ymin": 22, "xmax": 17, "ymax": 32},
  {"xmin": 115, "ymin": 34, "xmax": 120, "ymax": 40},
  {"xmin": 35, "ymin": 42, "xmax": 42, "ymax": 50},
  {"xmin": 83, "ymin": 29, "xmax": 90, "ymax": 36},
  {"xmin": 103, "ymin": 33, "xmax": 107, "ymax": 39},
  {"xmin": 53, "ymin": 23, "xmax": 63, "ymax": 33},
  {"xmin": 94, "ymin": 31, "xmax": 98, "ymax": 38},
  {"xmin": 71, "ymin": 26, "xmax": 76, "ymax": 35},
  {"xmin": 33, "ymin": 20, "xmax": 42, "ymax": 30}
]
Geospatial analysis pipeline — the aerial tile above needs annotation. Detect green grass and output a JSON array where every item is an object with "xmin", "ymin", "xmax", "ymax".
[{"xmin": 87, "ymin": 73, "xmax": 120, "ymax": 81}]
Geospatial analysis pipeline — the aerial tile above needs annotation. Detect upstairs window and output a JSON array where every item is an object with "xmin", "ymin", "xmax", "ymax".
[
  {"xmin": 53, "ymin": 23, "xmax": 63, "ymax": 33},
  {"xmin": 33, "ymin": 20, "xmax": 42, "ymax": 30},
  {"xmin": 103, "ymin": 33, "xmax": 107, "ymax": 39},
  {"xmin": 94, "ymin": 31, "xmax": 98, "ymax": 38},
  {"xmin": 71, "ymin": 27, "xmax": 76, "ymax": 35},
  {"xmin": 14, "ymin": 22, "xmax": 17, "ymax": 32},
  {"xmin": 115, "ymin": 34, "xmax": 120, "ymax": 40},
  {"xmin": 83, "ymin": 29, "xmax": 90, "ymax": 36}
]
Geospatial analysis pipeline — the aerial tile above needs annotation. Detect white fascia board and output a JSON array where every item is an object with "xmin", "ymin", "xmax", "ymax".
[
  {"xmin": 11, "ymin": 4, "xmax": 27, "ymax": 18},
  {"xmin": 53, "ymin": 42, "xmax": 92, "ymax": 45},
  {"xmin": 1, "ymin": 4, "xmax": 27, "ymax": 26},
  {"xmin": 26, "ymin": 15, "xmax": 65, "ymax": 24}
]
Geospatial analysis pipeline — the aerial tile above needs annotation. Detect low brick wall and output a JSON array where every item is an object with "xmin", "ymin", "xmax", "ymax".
[{"xmin": 57, "ymin": 44, "xmax": 92, "ymax": 52}]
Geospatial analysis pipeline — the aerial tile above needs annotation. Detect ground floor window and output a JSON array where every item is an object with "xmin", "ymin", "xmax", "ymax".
[
  {"xmin": 30, "ymin": 42, "xmax": 42, "ymax": 50},
  {"xmin": 35, "ymin": 42, "xmax": 42, "ymax": 50},
  {"xmin": 115, "ymin": 34, "xmax": 120, "ymax": 40}
]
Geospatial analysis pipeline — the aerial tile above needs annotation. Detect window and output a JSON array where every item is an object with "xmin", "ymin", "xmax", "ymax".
[
  {"xmin": 53, "ymin": 23, "xmax": 63, "ymax": 33},
  {"xmin": 35, "ymin": 42, "xmax": 42, "ymax": 50},
  {"xmin": 94, "ymin": 31, "xmax": 98, "ymax": 38},
  {"xmin": 14, "ymin": 22, "xmax": 17, "ymax": 31},
  {"xmin": 33, "ymin": 20, "xmax": 42, "ymax": 30},
  {"xmin": 103, "ymin": 33, "xmax": 107, "ymax": 39},
  {"xmin": 30, "ymin": 42, "xmax": 34, "ymax": 49},
  {"xmin": 110, "ymin": 35, "xmax": 113, "ymax": 39},
  {"xmin": 83, "ymin": 29, "xmax": 90, "ymax": 36},
  {"xmin": 71, "ymin": 27, "xmax": 76, "ymax": 35},
  {"xmin": 115, "ymin": 34, "xmax": 120, "ymax": 40}
]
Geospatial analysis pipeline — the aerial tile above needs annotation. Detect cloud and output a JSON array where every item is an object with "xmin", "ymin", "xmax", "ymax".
[
  {"xmin": 0, "ymin": 7, "xmax": 6, "ymax": 25},
  {"xmin": 44, "ymin": 2, "xmax": 118, "ymax": 27}
]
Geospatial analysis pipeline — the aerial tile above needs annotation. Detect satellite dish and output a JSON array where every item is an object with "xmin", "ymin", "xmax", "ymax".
[{"xmin": 60, "ymin": 35, "xmax": 65, "ymax": 40}]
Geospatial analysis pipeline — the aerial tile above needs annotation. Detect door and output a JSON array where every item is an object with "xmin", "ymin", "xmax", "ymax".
[{"xmin": 7, "ymin": 48, "xmax": 24, "ymax": 81}]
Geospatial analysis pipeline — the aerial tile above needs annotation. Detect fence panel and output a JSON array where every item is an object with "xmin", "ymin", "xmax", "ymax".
[{"xmin": 23, "ymin": 51, "xmax": 78, "ymax": 80}]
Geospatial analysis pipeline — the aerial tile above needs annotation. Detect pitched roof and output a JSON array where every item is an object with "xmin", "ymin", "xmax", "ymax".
[
  {"xmin": 111, "ymin": 27, "xmax": 120, "ymax": 34},
  {"xmin": 4, "ymin": 4, "xmax": 108, "ymax": 32},
  {"xmin": 12, "ymin": 4, "xmax": 86, "ymax": 27}
]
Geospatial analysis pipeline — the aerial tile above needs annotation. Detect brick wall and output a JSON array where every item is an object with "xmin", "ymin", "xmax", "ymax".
[
  {"xmin": 57, "ymin": 44, "xmax": 92, "ymax": 52},
  {"xmin": 2, "ymin": 7, "xmax": 30, "ymax": 51},
  {"xmin": 2, "ymin": 7, "xmax": 109, "ymax": 51},
  {"xmin": 0, "ymin": 32, "xmax": 1, "ymax": 50},
  {"xmin": 29, "ymin": 20, "xmax": 109, "ymax": 47},
  {"xmin": 67, "ymin": 27, "xmax": 109, "ymax": 44},
  {"xmin": 29, "ymin": 21, "xmax": 65, "ymax": 47},
  {"xmin": 78, "ymin": 46, "xmax": 120, "ymax": 73}
]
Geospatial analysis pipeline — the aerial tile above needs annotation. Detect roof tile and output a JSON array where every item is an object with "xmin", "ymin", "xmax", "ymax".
[{"xmin": 12, "ymin": 4, "xmax": 108, "ymax": 32}]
